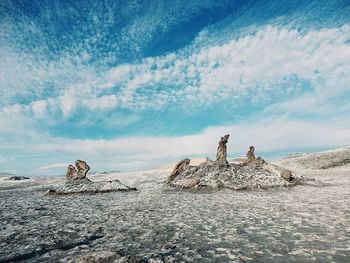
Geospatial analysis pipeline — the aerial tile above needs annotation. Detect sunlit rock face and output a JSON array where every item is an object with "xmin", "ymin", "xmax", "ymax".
[
  {"xmin": 167, "ymin": 158, "xmax": 191, "ymax": 183},
  {"xmin": 167, "ymin": 135, "xmax": 304, "ymax": 190},
  {"xmin": 216, "ymin": 134, "xmax": 230, "ymax": 165},
  {"xmin": 75, "ymin": 160, "xmax": 91, "ymax": 179},
  {"xmin": 66, "ymin": 164, "xmax": 78, "ymax": 180},
  {"xmin": 66, "ymin": 160, "xmax": 90, "ymax": 180}
]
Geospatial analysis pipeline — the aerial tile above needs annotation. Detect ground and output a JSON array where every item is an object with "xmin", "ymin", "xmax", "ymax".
[{"xmin": 0, "ymin": 168, "xmax": 349, "ymax": 262}]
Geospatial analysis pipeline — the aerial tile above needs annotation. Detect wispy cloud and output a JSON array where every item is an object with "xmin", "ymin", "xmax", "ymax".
[
  {"xmin": 37, "ymin": 163, "xmax": 68, "ymax": 170},
  {"xmin": 2, "ymin": 25, "xmax": 349, "ymax": 124},
  {"xmin": 1, "ymin": 114, "xmax": 349, "ymax": 174}
]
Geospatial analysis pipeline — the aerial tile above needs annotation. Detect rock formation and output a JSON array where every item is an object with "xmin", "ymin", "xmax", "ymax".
[
  {"xmin": 166, "ymin": 135, "xmax": 304, "ymax": 190},
  {"xmin": 280, "ymin": 169, "xmax": 294, "ymax": 181},
  {"xmin": 167, "ymin": 158, "xmax": 190, "ymax": 183},
  {"xmin": 75, "ymin": 160, "xmax": 90, "ymax": 179},
  {"xmin": 246, "ymin": 146, "xmax": 256, "ymax": 161},
  {"xmin": 180, "ymin": 178, "xmax": 200, "ymax": 189},
  {"xmin": 216, "ymin": 134, "xmax": 230, "ymax": 165},
  {"xmin": 46, "ymin": 179, "xmax": 137, "ymax": 195},
  {"xmin": 48, "ymin": 160, "xmax": 137, "ymax": 195},
  {"xmin": 168, "ymin": 158, "xmax": 191, "ymax": 183},
  {"xmin": 66, "ymin": 160, "xmax": 90, "ymax": 180},
  {"xmin": 66, "ymin": 164, "xmax": 78, "ymax": 180}
]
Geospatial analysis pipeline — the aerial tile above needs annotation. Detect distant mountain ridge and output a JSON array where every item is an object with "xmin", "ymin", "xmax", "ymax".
[{"xmin": 274, "ymin": 146, "xmax": 350, "ymax": 171}]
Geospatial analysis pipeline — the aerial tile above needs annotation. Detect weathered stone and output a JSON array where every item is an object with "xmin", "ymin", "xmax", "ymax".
[
  {"xmin": 216, "ymin": 134, "xmax": 230, "ymax": 165},
  {"xmin": 166, "ymin": 135, "xmax": 304, "ymax": 190},
  {"xmin": 75, "ymin": 160, "xmax": 90, "ymax": 179},
  {"xmin": 280, "ymin": 169, "xmax": 294, "ymax": 181},
  {"xmin": 46, "ymin": 179, "xmax": 137, "ymax": 195},
  {"xmin": 246, "ymin": 146, "xmax": 256, "ymax": 161},
  {"xmin": 179, "ymin": 178, "xmax": 200, "ymax": 188},
  {"xmin": 66, "ymin": 164, "xmax": 78, "ymax": 180},
  {"xmin": 167, "ymin": 158, "xmax": 190, "ymax": 183}
]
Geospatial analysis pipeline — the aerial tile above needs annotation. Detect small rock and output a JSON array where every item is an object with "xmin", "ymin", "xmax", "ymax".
[
  {"xmin": 180, "ymin": 178, "xmax": 200, "ymax": 188},
  {"xmin": 280, "ymin": 169, "xmax": 294, "ymax": 181}
]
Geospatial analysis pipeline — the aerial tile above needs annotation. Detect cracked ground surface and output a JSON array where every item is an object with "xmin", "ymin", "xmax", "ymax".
[{"xmin": 0, "ymin": 169, "xmax": 349, "ymax": 262}]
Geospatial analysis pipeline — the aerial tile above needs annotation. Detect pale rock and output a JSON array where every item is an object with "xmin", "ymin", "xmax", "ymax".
[
  {"xmin": 75, "ymin": 160, "xmax": 90, "ymax": 179},
  {"xmin": 280, "ymin": 169, "xmax": 294, "ymax": 181},
  {"xmin": 66, "ymin": 164, "xmax": 78, "ymax": 180},
  {"xmin": 246, "ymin": 146, "xmax": 256, "ymax": 161},
  {"xmin": 216, "ymin": 134, "xmax": 230, "ymax": 165},
  {"xmin": 167, "ymin": 158, "xmax": 190, "ymax": 183},
  {"xmin": 179, "ymin": 178, "xmax": 200, "ymax": 188}
]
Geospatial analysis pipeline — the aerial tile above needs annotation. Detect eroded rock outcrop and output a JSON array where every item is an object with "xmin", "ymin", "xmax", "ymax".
[
  {"xmin": 66, "ymin": 165, "xmax": 78, "ymax": 180},
  {"xmin": 280, "ymin": 169, "xmax": 294, "ymax": 181},
  {"xmin": 47, "ymin": 160, "xmax": 136, "ymax": 195},
  {"xmin": 75, "ymin": 160, "xmax": 90, "ymax": 179},
  {"xmin": 167, "ymin": 158, "xmax": 190, "ymax": 183},
  {"xmin": 246, "ymin": 146, "xmax": 256, "ymax": 161},
  {"xmin": 167, "ymin": 134, "xmax": 304, "ymax": 190},
  {"xmin": 216, "ymin": 134, "xmax": 230, "ymax": 165},
  {"xmin": 66, "ymin": 160, "xmax": 90, "ymax": 180}
]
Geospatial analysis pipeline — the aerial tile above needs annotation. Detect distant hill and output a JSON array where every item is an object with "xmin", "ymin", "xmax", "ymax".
[{"xmin": 274, "ymin": 146, "xmax": 350, "ymax": 171}]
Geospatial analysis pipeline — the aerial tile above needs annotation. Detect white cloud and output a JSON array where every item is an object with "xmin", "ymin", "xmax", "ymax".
[
  {"xmin": 32, "ymin": 100, "xmax": 47, "ymax": 117},
  {"xmin": 96, "ymin": 25, "xmax": 350, "ymax": 111},
  {"xmin": 84, "ymin": 95, "xmax": 118, "ymax": 111},
  {"xmin": 1, "ymin": 24, "xmax": 349, "ymax": 118},
  {"xmin": 1, "ymin": 115, "xmax": 349, "ymax": 174}
]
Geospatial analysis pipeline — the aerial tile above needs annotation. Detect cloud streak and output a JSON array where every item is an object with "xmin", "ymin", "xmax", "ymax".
[{"xmin": 1, "ymin": 114, "xmax": 349, "ymax": 175}]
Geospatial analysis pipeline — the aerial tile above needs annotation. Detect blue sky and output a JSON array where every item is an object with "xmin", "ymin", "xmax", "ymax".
[{"xmin": 0, "ymin": 0, "xmax": 350, "ymax": 175}]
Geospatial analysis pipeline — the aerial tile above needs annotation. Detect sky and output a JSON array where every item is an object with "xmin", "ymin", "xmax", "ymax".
[{"xmin": 0, "ymin": 0, "xmax": 350, "ymax": 176}]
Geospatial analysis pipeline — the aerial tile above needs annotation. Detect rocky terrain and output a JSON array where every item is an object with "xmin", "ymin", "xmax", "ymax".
[
  {"xmin": 46, "ymin": 160, "xmax": 136, "ymax": 195},
  {"xmin": 274, "ymin": 146, "xmax": 350, "ymax": 171},
  {"xmin": 0, "ymin": 147, "xmax": 349, "ymax": 262},
  {"xmin": 166, "ymin": 135, "xmax": 304, "ymax": 190}
]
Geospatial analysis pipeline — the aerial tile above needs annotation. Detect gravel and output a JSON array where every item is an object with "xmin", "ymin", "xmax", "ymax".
[{"xmin": 0, "ymin": 169, "xmax": 349, "ymax": 262}]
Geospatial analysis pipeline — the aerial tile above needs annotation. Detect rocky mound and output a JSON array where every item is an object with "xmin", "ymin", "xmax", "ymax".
[
  {"xmin": 166, "ymin": 135, "xmax": 304, "ymax": 190},
  {"xmin": 46, "ymin": 160, "xmax": 136, "ymax": 195},
  {"xmin": 46, "ymin": 178, "xmax": 136, "ymax": 195},
  {"xmin": 274, "ymin": 146, "xmax": 350, "ymax": 171}
]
